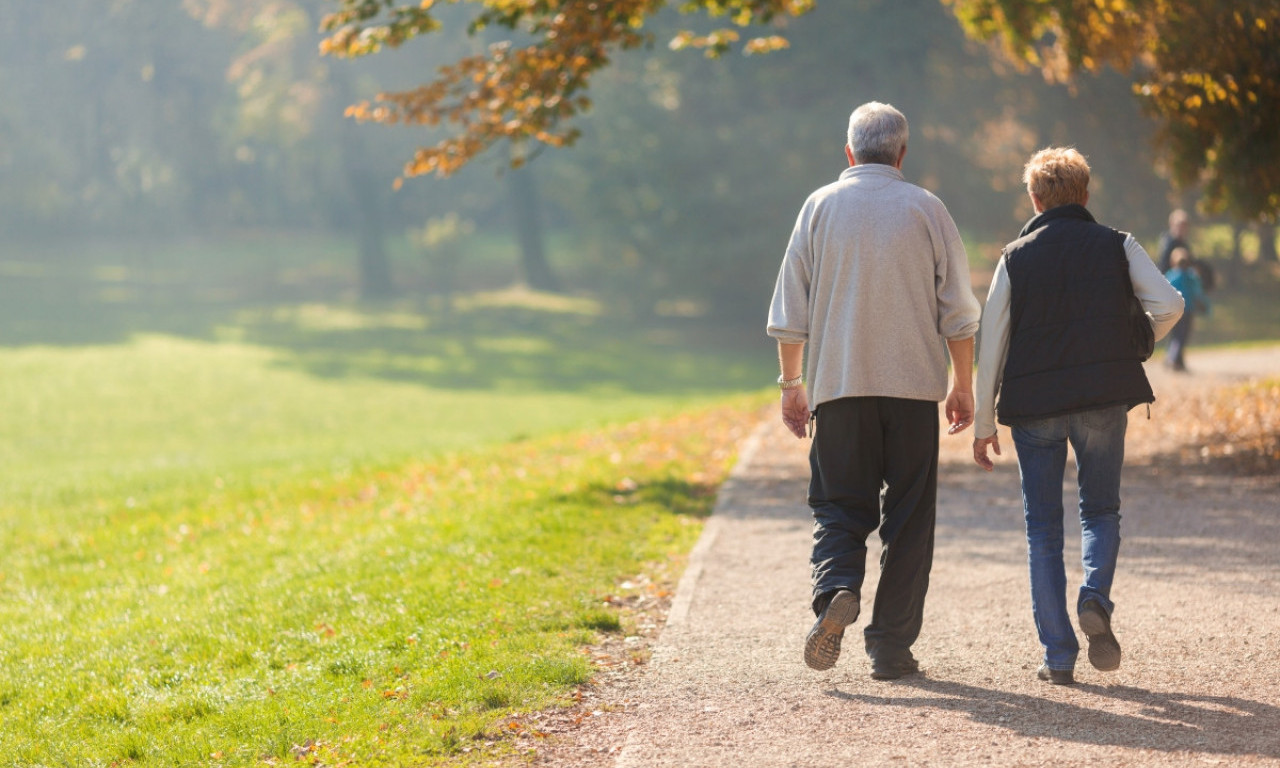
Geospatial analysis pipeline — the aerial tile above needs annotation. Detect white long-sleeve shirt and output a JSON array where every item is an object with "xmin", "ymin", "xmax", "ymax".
[
  {"xmin": 973, "ymin": 235, "xmax": 1185, "ymax": 438},
  {"xmin": 767, "ymin": 164, "xmax": 981, "ymax": 407}
]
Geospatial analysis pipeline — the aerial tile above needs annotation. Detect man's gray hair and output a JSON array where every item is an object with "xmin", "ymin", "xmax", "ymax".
[{"xmin": 847, "ymin": 102, "xmax": 909, "ymax": 166}]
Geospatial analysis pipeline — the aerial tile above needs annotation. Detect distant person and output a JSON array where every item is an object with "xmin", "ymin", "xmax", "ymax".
[
  {"xmin": 1165, "ymin": 247, "xmax": 1210, "ymax": 372},
  {"xmin": 1157, "ymin": 209, "xmax": 1190, "ymax": 272},
  {"xmin": 971, "ymin": 147, "xmax": 1183, "ymax": 685},
  {"xmin": 1158, "ymin": 208, "xmax": 1215, "ymax": 292},
  {"xmin": 767, "ymin": 101, "xmax": 981, "ymax": 680}
]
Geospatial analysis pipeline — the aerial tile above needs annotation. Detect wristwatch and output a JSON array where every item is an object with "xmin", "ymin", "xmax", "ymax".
[{"xmin": 777, "ymin": 374, "xmax": 804, "ymax": 390}]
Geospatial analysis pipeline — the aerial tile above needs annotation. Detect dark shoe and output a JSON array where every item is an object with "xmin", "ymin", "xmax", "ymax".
[
  {"xmin": 1079, "ymin": 599, "xmax": 1122, "ymax": 671},
  {"xmin": 804, "ymin": 590, "xmax": 859, "ymax": 671},
  {"xmin": 869, "ymin": 656, "xmax": 920, "ymax": 680},
  {"xmin": 1037, "ymin": 663, "xmax": 1075, "ymax": 685}
]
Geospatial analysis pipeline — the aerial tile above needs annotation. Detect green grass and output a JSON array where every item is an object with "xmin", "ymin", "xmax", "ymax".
[
  {"xmin": 0, "ymin": 319, "xmax": 757, "ymax": 513},
  {"xmin": 1191, "ymin": 280, "xmax": 1280, "ymax": 345},
  {"xmin": 0, "ymin": 400, "xmax": 758, "ymax": 765},
  {"xmin": 0, "ymin": 237, "xmax": 774, "ymax": 765}
]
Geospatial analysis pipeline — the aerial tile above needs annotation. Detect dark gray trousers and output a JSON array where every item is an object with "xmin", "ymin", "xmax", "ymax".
[{"xmin": 809, "ymin": 396, "xmax": 939, "ymax": 663}]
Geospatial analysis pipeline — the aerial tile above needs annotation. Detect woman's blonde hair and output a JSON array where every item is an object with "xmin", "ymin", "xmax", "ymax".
[{"xmin": 1023, "ymin": 147, "xmax": 1090, "ymax": 210}]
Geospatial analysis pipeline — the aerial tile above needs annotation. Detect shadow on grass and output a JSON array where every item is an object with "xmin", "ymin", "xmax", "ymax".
[
  {"xmin": 829, "ymin": 676, "xmax": 1280, "ymax": 760},
  {"xmin": 558, "ymin": 477, "xmax": 721, "ymax": 519},
  {"xmin": 0, "ymin": 276, "xmax": 238, "ymax": 347},
  {"xmin": 239, "ymin": 303, "xmax": 765, "ymax": 395},
  {"xmin": 0, "ymin": 264, "xmax": 768, "ymax": 396}
]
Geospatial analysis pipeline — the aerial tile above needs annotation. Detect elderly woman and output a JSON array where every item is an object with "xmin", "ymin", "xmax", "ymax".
[{"xmin": 971, "ymin": 147, "xmax": 1184, "ymax": 685}]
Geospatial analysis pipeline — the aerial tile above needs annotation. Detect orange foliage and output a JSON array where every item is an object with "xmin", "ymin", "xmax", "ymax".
[
  {"xmin": 319, "ymin": 0, "xmax": 814, "ymax": 178},
  {"xmin": 1128, "ymin": 378, "xmax": 1280, "ymax": 475},
  {"xmin": 943, "ymin": 0, "xmax": 1280, "ymax": 220}
]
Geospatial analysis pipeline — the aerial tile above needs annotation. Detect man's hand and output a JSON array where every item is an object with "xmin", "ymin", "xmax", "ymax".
[
  {"xmin": 944, "ymin": 389, "xmax": 974, "ymax": 435},
  {"xmin": 973, "ymin": 434, "xmax": 1001, "ymax": 471},
  {"xmin": 781, "ymin": 386, "xmax": 809, "ymax": 439}
]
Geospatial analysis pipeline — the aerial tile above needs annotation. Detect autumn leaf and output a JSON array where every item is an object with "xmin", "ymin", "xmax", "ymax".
[{"xmin": 320, "ymin": 0, "xmax": 811, "ymax": 178}]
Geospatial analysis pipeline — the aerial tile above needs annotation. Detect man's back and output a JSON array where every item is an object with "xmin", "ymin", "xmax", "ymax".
[{"xmin": 768, "ymin": 164, "xmax": 979, "ymax": 408}]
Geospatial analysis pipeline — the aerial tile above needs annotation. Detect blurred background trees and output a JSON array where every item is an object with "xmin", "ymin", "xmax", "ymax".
[
  {"xmin": 538, "ymin": 0, "xmax": 1175, "ymax": 315},
  {"xmin": 2, "ymin": 0, "xmax": 1276, "ymax": 321},
  {"xmin": 946, "ymin": 0, "xmax": 1280, "ymax": 224}
]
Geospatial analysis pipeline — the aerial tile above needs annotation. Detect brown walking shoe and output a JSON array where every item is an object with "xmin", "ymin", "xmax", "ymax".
[
  {"xmin": 804, "ymin": 590, "xmax": 860, "ymax": 671},
  {"xmin": 870, "ymin": 656, "xmax": 921, "ymax": 681},
  {"xmin": 1037, "ymin": 663, "xmax": 1075, "ymax": 685},
  {"xmin": 1078, "ymin": 599, "xmax": 1122, "ymax": 671}
]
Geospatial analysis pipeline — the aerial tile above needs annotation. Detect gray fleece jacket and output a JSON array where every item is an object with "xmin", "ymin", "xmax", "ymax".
[{"xmin": 767, "ymin": 164, "xmax": 981, "ymax": 408}]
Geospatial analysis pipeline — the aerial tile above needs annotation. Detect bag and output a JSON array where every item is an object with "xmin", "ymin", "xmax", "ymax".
[{"xmin": 1129, "ymin": 294, "xmax": 1155, "ymax": 362}]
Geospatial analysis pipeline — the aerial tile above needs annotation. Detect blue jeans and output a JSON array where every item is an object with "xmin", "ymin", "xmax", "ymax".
[{"xmin": 1011, "ymin": 405, "xmax": 1126, "ymax": 671}]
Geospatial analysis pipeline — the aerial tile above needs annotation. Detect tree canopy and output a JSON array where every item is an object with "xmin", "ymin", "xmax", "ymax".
[
  {"xmin": 945, "ymin": 0, "xmax": 1280, "ymax": 222},
  {"xmin": 5, "ymin": 0, "xmax": 1208, "ymax": 315},
  {"xmin": 323, "ymin": 0, "xmax": 1280, "ymax": 222},
  {"xmin": 319, "ymin": 0, "xmax": 811, "ymax": 178}
]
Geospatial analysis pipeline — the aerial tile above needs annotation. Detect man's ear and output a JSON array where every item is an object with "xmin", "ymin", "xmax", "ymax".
[
  {"xmin": 895, "ymin": 144, "xmax": 907, "ymax": 169},
  {"xmin": 845, "ymin": 145, "xmax": 856, "ymax": 167}
]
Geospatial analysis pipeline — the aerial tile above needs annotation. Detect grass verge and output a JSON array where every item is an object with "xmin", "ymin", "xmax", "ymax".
[
  {"xmin": 0, "ymin": 272, "xmax": 773, "ymax": 765},
  {"xmin": 0, "ymin": 398, "xmax": 764, "ymax": 765}
]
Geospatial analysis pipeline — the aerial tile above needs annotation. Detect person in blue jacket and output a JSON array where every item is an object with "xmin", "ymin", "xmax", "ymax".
[{"xmin": 1164, "ymin": 247, "xmax": 1210, "ymax": 372}]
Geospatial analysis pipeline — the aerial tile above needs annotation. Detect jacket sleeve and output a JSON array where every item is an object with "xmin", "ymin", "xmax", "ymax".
[
  {"xmin": 1125, "ymin": 235, "xmax": 1184, "ymax": 342},
  {"xmin": 974, "ymin": 256, "xmax": 1011, "ymax": 439}
]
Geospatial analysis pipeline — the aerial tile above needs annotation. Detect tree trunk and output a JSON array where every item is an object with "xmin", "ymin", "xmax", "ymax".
[
  {"xmin": 356, "ymin": 184, "xmax": 393, "ymax": 299},
  {"xmin": 322, "ymin": 25, "xmax": 395, "ymax": 301},
  {"xmin": 1258, "ymin": 222, "xmax": 1278, "ymax": 263},
  {"xmin": 507, "ymin": 162, "xmax": 559, "ymax": 292}
]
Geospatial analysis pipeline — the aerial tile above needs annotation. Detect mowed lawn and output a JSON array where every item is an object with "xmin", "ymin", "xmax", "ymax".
[{"xmin": 0, "ymin": 297, "xmax": 769, "ymax": 765}]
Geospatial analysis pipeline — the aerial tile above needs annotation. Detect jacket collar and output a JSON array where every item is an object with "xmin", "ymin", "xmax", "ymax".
[
  {"xmin": 1018, "ymin": 203, "xmax": 1095, "ymax": 238},
  {"xmin": 838, "ymin": 164, "xmax": 905, "ymax": 183}
]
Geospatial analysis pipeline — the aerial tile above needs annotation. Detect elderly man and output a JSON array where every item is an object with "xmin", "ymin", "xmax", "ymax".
[
  {"xmin": 972, "ymin": 147, "xmax": 1184, "ymax": 685},
  {"xmin": 767, "ymin": 101, "xmax": 981, "ymax": 680}
]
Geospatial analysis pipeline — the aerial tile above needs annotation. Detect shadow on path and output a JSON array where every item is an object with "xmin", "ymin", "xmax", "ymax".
[{"xmin": 828, "ymin": 675, "xmax": 1280, "ymax": 759}]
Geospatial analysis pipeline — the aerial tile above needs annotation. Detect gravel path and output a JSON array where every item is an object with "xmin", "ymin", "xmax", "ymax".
[{"xmin": 533, "ymin": 346, "xmax": 1280, "ymax": 767}]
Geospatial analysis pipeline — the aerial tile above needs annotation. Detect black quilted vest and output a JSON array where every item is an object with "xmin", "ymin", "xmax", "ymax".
[{"xmin": 996, "ymin": 204, "xmax": 1154, "ymax": 426}]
